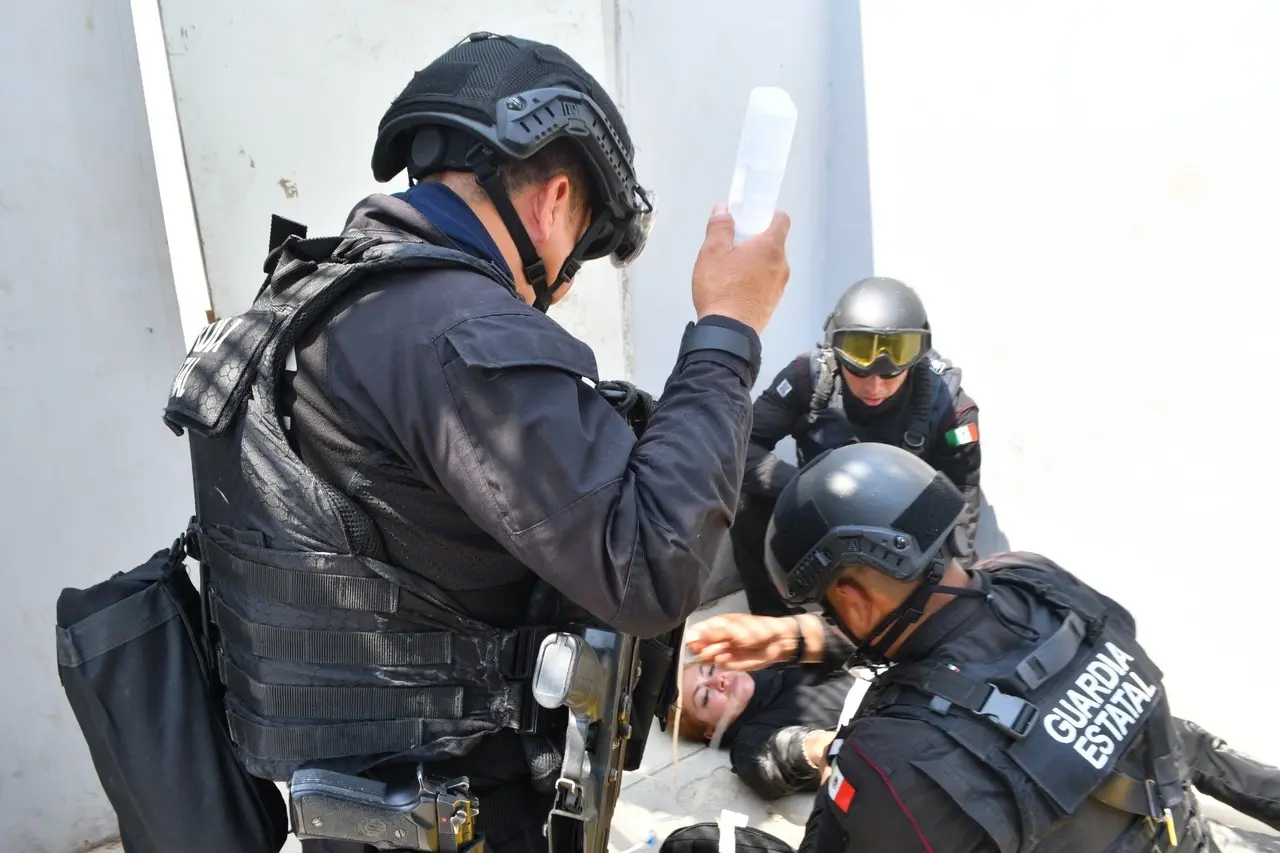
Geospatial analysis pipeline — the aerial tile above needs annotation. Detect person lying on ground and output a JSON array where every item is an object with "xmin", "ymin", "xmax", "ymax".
[
  {"xmin": 677, "ymin": 612, "xmax": 1280, "ymax": 831},
  {"xmin": 674, "ymin": 655, "xmax": 858, "ymax": 800}
]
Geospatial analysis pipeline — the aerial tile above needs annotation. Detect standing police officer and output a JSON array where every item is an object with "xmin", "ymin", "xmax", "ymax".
[
  {"xmin": 732, "ymin": 276, "xmax": 981, "ymax": 616},
  {"xmin": 162, "ymin": 32, "xmax": 790, "ymax": 853},
  {"xmin": 688, "ymin": 444, "xmax": 1279, "ymax": 852}
]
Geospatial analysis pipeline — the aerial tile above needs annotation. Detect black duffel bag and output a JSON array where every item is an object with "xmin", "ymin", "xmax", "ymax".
[
  {"xmin": 55, "ymin": 532, "xmax": 289, "ymax": 853},
  {"xmin": 660, "ymin": 823, "xmax": 796, "ymax": 853}
]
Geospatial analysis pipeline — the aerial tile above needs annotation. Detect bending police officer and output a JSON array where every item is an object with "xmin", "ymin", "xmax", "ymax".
[
  {"xmin": 162, "ymin": 33, "xmax": 790, "ymax": 853},
  {"xmin": 689, "ymin": 443, "xmax": 1278, "ymax": 852},
  {"xmin": 732, "ymin": 277, "xmax": 981, "ymax": 616}
]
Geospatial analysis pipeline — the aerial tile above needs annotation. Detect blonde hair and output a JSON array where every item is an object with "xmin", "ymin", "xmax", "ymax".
[{"xmin": 672, "ymin": 698, "xmax": 709, "ymax": 742}]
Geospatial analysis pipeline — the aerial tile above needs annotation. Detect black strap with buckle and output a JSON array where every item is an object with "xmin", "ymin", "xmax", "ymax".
[
  {"xmin": 885, "ymin": 663, "xmax": 1040, "ymax": 739},
  {"xmin": 1013, "ymin": 611, "xmax": 1087, "ymax": 691}
]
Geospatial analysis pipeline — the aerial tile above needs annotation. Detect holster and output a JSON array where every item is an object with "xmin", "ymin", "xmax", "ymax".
[{"xmin": 624, "ymin": 626, "xmax": 685, "ymax": 771}]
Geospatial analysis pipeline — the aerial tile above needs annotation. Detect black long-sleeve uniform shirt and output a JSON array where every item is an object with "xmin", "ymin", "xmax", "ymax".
[
  {"xmin": 722, "ymin": 666, "xmax": 857, "ymax": 800},
  {"xmin": 288, "ymin": 191, "xmax": 762, "ymax": 784}
]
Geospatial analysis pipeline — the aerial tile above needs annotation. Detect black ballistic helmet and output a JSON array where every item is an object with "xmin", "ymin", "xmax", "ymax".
[
  {"xmin": 371, "ymin": 32, "xmax": 656, "ymax": 311},
  {"xmin": 765, "ymin": 443, "xmax": 965, "ymax": 604},
  {"xmin": 822, "ymin": 277, "xmax": 932, "ymax": 375}
]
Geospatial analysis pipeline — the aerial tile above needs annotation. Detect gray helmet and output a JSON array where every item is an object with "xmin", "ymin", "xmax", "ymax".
[
  {"xmin": 822, "ymin": 277, "xmax": 931, "ymax": 375},
  {"xmin": 764, "ymin": 442, "xmax": 965, "ymax": 606}
]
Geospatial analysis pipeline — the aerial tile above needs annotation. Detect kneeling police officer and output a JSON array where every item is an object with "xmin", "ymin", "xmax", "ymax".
[
  {"xmin": 732, "ymin": 276, "xmax": 981, "ymax": 616},
  {"xmin": 689, "ymin": 443, "xmax": 1279, "ymax": 852},
  {"xmin": 161, "ymin": 32, "xmax": 790, "ymax": 853}
]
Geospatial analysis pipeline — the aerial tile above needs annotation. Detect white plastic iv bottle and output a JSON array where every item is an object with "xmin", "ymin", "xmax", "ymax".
[{"xmin": 726, "ymin": 86, "xmax": 798, "ymax": 244}]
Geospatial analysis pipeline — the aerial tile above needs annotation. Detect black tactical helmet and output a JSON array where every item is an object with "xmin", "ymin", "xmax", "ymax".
[
  {"xmin": 764, "ymin": 442, "xmax": 965, "ymax": 606},
  {"xmin": 371, "ymin": 32, "xmax": 656, "ymax": 311},
  {"xmin": 822, "ymin": 277, "xmax": 932, "ymax": 376}
]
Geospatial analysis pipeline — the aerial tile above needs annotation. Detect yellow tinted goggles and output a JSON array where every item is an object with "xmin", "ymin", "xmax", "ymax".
[{"xmin": 831, "ymin": 330, "xmax": 928, "ymax": 371}]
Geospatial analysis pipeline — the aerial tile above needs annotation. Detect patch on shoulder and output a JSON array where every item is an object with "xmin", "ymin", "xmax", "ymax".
[
  {"xmin": 776, "ymin": 378, "xmax": 793, "ymax": 398},
  {"xmin": 827, "ymin": 762, "xmax": 856, "ymax": 812}
]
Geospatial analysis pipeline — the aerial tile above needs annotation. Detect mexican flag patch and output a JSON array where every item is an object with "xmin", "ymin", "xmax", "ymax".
[
  {"xmin": 944, "ymin": 424, "xmax": 979, "ymax": 447},
  {"xmin": 827, "ymin": 762, "xmax": 856, "ymax": 812}
]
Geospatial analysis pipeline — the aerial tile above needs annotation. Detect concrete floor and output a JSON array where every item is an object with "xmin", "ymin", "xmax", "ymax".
[{"xmin": 89, "ymin": 590, "xmax": 1276, "ymax": 852}]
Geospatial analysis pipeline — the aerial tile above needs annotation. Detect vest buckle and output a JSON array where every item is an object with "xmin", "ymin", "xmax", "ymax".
[{"xmin": 976, "ymin": 684, "xmax": 1039, "ymax": 739}]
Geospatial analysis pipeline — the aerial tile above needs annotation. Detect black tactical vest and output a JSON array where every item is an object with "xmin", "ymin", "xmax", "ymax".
[
  {"xmin": 854, "ymin": 554, "xmax": 1203, "ymax": 853},
  {"xmin": 792, "ymin": 348, "xmax": 964, "ymax": 468},
  {"xmin": 161, "ymin": 221, "xmax": 616, "ymax": 783}
]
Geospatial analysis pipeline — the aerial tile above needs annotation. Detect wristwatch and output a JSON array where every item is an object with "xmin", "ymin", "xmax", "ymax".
[{"xmin": 787, "ymin": 615, "xmax": 806, "ymax": 665}]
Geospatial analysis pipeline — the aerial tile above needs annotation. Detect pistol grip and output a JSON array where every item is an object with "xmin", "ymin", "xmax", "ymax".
[{"xmin": 289, "ymin": 769, "xmax": 484, "ymax": 852}]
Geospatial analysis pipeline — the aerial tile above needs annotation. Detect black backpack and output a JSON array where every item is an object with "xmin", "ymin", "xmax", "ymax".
[{"xmin": 55, "ymin": 531, "xmax": 289, "ymax": 853}]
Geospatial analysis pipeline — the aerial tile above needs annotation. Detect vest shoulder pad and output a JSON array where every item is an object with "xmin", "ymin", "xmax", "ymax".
[
  {"xmin": 925, "ymin": 349, "xmax": 963, "ymax": 393},
  {"xmin": 923, "ymin": 351, "xmax": 966, "ymax": 425},
  {"xmin": 808, "ymin": 347, "xmax": 839, "ymax": 409},
  {"xmin": 163, "ymin": 233, "xmax": 492, "ymax": 439},
  {"xmin": 165, "ymin": 310, "xmax": 277, "ymax": 438}
]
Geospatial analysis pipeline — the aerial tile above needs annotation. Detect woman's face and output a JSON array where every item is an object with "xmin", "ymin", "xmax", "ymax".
[{"xmin": 682, "ymin": 662, "xmax": 755, "ymax": 738}]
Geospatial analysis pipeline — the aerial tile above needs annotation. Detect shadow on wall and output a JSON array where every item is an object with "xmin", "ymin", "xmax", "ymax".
[
  {"xmin": 701, "ymin": 489, "xmax": 1011, "ymax": 606},
  {"xmin": 821, "ymin": 0, "xmax": 876, "ymax": 311},
  {"xmin": 974, "ymin": 490, "xmax": 1011, "ymax": 558}
]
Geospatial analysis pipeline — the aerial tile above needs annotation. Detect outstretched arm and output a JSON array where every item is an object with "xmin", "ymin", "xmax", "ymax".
[{"xmin": 685, "ymin": 612, "xmax": 855, "ymax": 673}]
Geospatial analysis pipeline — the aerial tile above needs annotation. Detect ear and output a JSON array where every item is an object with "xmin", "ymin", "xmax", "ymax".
[
  {"xmin": 828, "ymin": 575, "xmax": 877, "ymax": 639},
  {"xmin": 523, "ymin": 173, "xmax": 574, "ymax": 245}
]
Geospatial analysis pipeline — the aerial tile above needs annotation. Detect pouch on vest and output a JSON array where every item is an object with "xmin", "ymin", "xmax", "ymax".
[{"xmin": 55, "ymin": 535, "xmax": 289, "ymax": 853}]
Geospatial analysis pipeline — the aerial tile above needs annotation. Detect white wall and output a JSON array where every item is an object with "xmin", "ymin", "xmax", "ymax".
[
  {"xmin": 619, "ymin": 0, "xmax": 874, "ymax": 398},
  {"xmin": 0, "ymin": 3, "xmax": 194, "ymax": 851},
  {"xmin": 155, "ymin": 0, "xmax": 629, "ymax": 380},
  {"xmin": 859, "ymin": 0, "xmax": 1280, "ymax": 753},
  {"xmin": 619, "ymin": 0, "xmax": 873, "ymax": 594}
]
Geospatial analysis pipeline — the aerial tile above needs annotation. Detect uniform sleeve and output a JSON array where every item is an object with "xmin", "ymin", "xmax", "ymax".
[
  {"xmin": 730, "ymin": 724, "xmax": 824, "ymax": 800},
  {"xmin": 798, "ymin": 725, "xmax": 1007, "ymax": 853},
  {"xmin": 817, "ymin": 617, "xmax": 857, "ymax": 671},
  {"xmin": 929, "ymin": 389, "xmax": 982, "ymax": 564},
  {"xmin": 743, "ymin": 359, "xmax": 804, "ymax": 497},
  {"xmin": 368, "ymin": 311, "xmax": 759, "ymax": 639}
]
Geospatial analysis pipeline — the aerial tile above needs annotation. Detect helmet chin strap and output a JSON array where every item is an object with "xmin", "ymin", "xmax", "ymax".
[
  {"xmin": 826, "ymin": 555, "xmax": 987, "ymax": 669},
  {"xmin": 469, "ymin": 149, "xmax": 617, "ymax": 313},
  {"xmin": 543, "ymin": 213, "xmax": 614, "ymax": 311}
]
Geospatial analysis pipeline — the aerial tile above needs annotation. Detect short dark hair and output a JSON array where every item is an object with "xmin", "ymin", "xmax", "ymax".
[{"xmin": 485, "ymin": 137, "xmax": 594, "ymax": 214}]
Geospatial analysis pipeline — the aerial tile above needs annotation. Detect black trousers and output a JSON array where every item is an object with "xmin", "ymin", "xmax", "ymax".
[
  {"xmin": 1203, "ymin": 817, "xmax": 1280, "ymax": 852},
  {"xmin": 729, "ymin": 494, "xmax": 803, "ymax": 617},
  {"xmin": 1180, "ymin": 719, "xmax": 1280, "ymax": 832}
]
